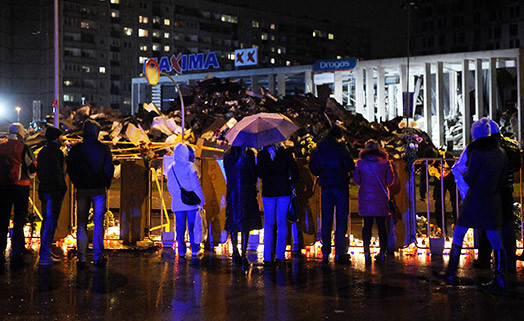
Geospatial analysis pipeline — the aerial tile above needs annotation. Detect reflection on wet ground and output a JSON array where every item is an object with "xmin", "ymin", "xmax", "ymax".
[{"xmin": 1, "ymin": 249, "xmax": 524, "ymax": 320}]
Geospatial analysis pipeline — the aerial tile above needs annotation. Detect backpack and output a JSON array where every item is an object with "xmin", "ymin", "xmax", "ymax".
[{"xmin": 0, "ymin": 140, "xmax": 24, "ymax": 185}]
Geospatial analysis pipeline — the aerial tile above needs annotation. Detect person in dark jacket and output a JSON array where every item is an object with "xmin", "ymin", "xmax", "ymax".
[
  {"xmin": 474, "ymin": 120, "xmax": 521, "ymax": 272},
  {"xmin": 257, "ymin": 143, "xmax": 298, "ymax": 268},
  {"xmin": 67, "ymin": 119, "xmax": 114, "ymax": 267},
  {"xmin": 436, "ymin": 118, "xmax": 507, "ymax": 291},
  {"xmin": 309, "ymin": 126, "xmax": 355, "ymax": 264},
  {"xmin": 353, "ymin": 140, "xmax": 394, "ymax": 264},
  {"xmin": 0, "ymin": 123, "xmax": 37, "ymax": 267},
  {"xmin": 224, "ymin": 146, "xmax": 261, "ymax": 269},
  {"xmin": 37, "ymin": 127, "xmax": 67, "ymax": 266}
]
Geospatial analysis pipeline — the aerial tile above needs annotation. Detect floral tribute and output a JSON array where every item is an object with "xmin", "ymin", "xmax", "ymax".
[{"xmin": 399, "ymin": 120, "xmax": 423, "ymax": 172}]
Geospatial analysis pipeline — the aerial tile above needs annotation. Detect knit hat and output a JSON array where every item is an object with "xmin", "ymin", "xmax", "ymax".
[
  {"xmin": 488, "ymin": 119, "xmax": 500, "ymax": 134},
  {"xmin": 45, "ymin": 126, "xmax": 62, "ymax": 141},
  {"xmin": 364, "ymin": 139, "xmax": 379, "ymax": 149},
  {"xmin": 471, "ymin": 117, "xmax": 491, "ymax": 140}
]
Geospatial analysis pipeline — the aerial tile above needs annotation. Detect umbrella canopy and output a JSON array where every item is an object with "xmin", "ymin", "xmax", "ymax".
[{"xmin": 225, "ymin": 112, "xmax": 299, "ymax": 148}]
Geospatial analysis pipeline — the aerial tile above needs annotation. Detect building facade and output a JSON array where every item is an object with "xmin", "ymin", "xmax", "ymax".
[{"xmin": 0, "ymin": 0, "xmax": 369, "ymax": 121}]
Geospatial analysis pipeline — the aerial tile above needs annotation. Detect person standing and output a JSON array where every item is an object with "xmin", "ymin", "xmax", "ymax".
[
  {"xmin": 167, "ymin": 143, "xmax": 205, "ymax": 258},
  {"xmin": 224, "ymin": 146, "xmax": 261, "ymax": 269},
  {"xmin": 0, "ymin": 123, "xmax": 37, "ymax": 267},
  {"xmin": 436, "ymin": 118, "xmax": 507, "ymax": 291},
  {"xmin": 474, "ymin": 120, "xmax": 521, "ymax": 272},
  {"xmin": 67, "ymin": 120, "xmax": 114, "ymax": 268},
  {"xmin": 353, "ymin": 140, "xmax": 394, "ymax": 264},
  {"xmin": 37, "ymin": 127, "xmax": 67, "ymax": 266},
  {"xmin": 309, "ymin": 126, "xmax": 355, "ymax": 264},
  {"xmin": 257, "ymin": 143, "xmax": 298, "ymax": 268}
]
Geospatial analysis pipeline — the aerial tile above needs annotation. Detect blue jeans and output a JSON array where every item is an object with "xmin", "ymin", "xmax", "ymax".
[
  {"xmin": 39, "ymin": 192, "xmax": 65, "ymax": 261},
  {"xmin": 321, "ymin": 186, "xmax": 349, "ymax": 256},
  {"xmin": 0, "ymin": 185, "xmax": 29, "ymax": 256},
  {"xmin": 263, "ymin": 196, "xmax": 291, "ymax": 261},
  {"xmin": 76, "ymin": 189, "xmax": 107, "ymax": 262},
  {"xmin": 175, "ymin": 209, "xmax": 198, "ymax": 255}
]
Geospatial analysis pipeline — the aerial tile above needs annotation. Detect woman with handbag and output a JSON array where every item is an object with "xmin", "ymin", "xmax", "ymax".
[
  {"xmin": 257, "ymin": 143, "xmax": 299, "ymax": 268},
  {"xmin": 353, "ymin": 140, "xmax": 395, "ymax": 264},
  {"xmin": 224, "ymin": 146, "xmax": 262, "ymax": 270},
  {"xmin": 167, "ymin": 143, "xmax": 205, "ymax": 258}
]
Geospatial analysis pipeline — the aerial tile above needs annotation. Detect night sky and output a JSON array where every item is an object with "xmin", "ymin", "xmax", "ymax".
[{"xmin": 224, "ymin": 0, "xmax": 409, "ymax": 59}]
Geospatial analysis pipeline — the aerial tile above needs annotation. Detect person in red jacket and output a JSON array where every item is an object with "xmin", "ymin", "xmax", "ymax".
[
  {"xmin": 353, "ymin": 140, "xmax": 394, "ymax": 264},
  {"xmin": 0, "ymin": 123, "xmax": 37, "ymax": 268}
]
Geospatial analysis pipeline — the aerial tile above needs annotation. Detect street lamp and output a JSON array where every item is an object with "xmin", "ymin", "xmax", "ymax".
[{"xmin": 15, "ymin": 106, "xmax": 21, "ymax": 123}]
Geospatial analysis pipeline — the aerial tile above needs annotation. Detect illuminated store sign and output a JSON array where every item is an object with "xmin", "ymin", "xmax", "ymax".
[
  {"xmin": 143, "ymin": 52, "xmax": 220, "ymax": 75},
  {"xmin": 313, "ymin": 57, "xmax": 357, "ymax": 72}
]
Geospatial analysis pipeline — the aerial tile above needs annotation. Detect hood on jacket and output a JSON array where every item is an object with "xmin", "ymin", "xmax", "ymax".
[
  {"xmin": 359, "ymin": 147, "xmax": 388, "ymax": 162},
  {"xmin": 83, "ymin": 119, "xmax": 100, "ymax": 140},
  {"xmin": 174, "ymin": 143, "xmax": 190, "ymax": 164}
]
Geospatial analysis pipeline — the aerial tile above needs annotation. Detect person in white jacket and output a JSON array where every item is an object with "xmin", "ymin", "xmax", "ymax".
[{"xmin": 167, "ymin": 143, "xmax": 205, "ymax": 257}]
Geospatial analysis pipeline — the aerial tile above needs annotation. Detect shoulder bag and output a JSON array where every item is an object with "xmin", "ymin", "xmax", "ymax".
[{"xmin": 171, "ymin": 166, "xmax": 201, "ymax": 205}]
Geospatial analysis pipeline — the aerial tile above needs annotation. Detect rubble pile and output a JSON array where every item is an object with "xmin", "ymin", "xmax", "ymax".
[{"xmin": 23, "ymin": 77, "xmax": 437, "ymax": 159}]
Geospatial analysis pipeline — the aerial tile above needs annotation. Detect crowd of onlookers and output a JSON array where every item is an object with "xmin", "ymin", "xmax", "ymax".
[{"xmin": 0, "ymin": 117, "xmax": 521, "ymax": 293}]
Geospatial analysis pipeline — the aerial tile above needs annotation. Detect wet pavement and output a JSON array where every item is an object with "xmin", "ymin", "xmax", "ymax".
[{"xmin": 1, "ymin": 249, "xmax": 524, "ymax": 321}]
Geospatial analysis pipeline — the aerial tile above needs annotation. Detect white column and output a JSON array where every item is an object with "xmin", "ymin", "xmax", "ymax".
[
  {"xmin": 334, "ymin": 71, "xmax": 343, "ymax": 105},
  {"xmin": 377, "ymin": 67, "xmax": 386, "ymax": 121},
  {"xmin": 489, "ymin": 57, "xmax": 497, "ymax": 119},
  {"xmin": 268, "ymin": 74, "xmax": 276, "ymax": 94},
  {"xmin": 399, "ymin": 65, "xmax": 407, "ymax": 117},
  {"xmin": 304, "ymin": 70, "xmax": 314, "ymax": 94},
  {"xmin": 462, "ymin": 60, "xmax": 471, "ymax": 145},
  {"xmin": 475, "ymin": 59, "xmax": 484, "ymax": 120},
  {"xmin": 449, "ymin": 71, "xmax": 458, "ymax": 117},
  {"xmin": 517, "ymin": 54, "xmax": 524, "ymax": 144},
  {"xmin": 366, "ymin": 67, "xmax": 375, "ymax": 122},
  {"xmin": 355, "ymin": 68, "xmax": 364, "ymax": 115},
  {"xmin": 423, "ymin": 63, "xmax": 432, "ymax": 136},
  {"xmin": 277, "ymin": 73, "xmax": 286, "ymax": 97},
  {"xmin": 436, "ymin": 61, "xmax": 445, "ymax": 148}
]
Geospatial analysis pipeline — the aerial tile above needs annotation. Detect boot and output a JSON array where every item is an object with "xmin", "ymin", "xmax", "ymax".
[
  {"xmin": 364, "ymin": 244, "xmax": 371, "ymax": 265},
  {"xmin": 483, "ymin": 249, "xmax": 506, "ymax": 292},
  {"xmin": 435, "ymin": 244, "xmax": 461, "ymax": 284},
  {"xmin": 375, "ymin": 242, "xmax": 387, "ymax": 261}
]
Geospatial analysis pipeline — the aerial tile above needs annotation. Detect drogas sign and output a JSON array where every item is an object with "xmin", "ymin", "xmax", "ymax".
[{"xmin": 313, "ymin": 57, "xmax": 357, "ymax": 72}]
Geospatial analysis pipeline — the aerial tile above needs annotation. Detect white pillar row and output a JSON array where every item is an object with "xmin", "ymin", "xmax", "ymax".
[
  {"xmin": 388, "ymin": 85, "xmax": 396, "ymax": 118},
  {"xmin": 366, "ymin": 67, "xmax": 375, "ymax": 122},
  {"xmin": 268, "ymin": 74, "xmax": 276, "ymax": 94},
  {"xmin": 277, "ymin": 73, "xmax": 286, "ymax": 97},
  {"xmin": 304, "ymin": 70, "xmax": 314, "ymax": 94},
  {"xmin": 449, "ymin": 71, "xmax": 458, "ymax": 117},
  {"xmin": 517, "ymin": 54, "xmax": 524, "ymax": 145},
  {"xmin": 436, "ymin": 61, "xmax": 445, "ymax": 148},
  {"xmin": 423, "ymin": 63, "xmax": 432, "ymax": 137},
  {"xmin": 334, "ymin": 71, "xmax": 343, "ymax": 105},
  {"xmin": 355, "ymin": 68, "xmax": 364, "ymax": 115},
  {"xmin": 461, "ymin": 59, "xmax": 471, "ymax": 146},
  {"xmin": 398, "ymin": 64, "xmax": 407, "ymax": 117},
  {"xmin": 475, "ymin": 58, "xmax": 484, "ymax": 120},
  {"xmin": 489, "ymin": 57, "xmax": 497, "ymax": 119},
  {"xmin": 377, "ymin": 67, "xmax": 386, "ymax": 121}
]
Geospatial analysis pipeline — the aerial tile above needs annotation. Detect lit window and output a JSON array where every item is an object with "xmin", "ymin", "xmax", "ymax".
[
  {"xmin": 270, "ymin": 58, "xmax": 275, "ymax": 64},
  {"xmin": 124, "ymin": 27, "xmax": 132, "ymax": 36},
  {"xmin": 328, "ymin": 33, "xmax": 334, "ymax": 40},
  {"xmin": 277, "ymin": 48, "xmax": 282, "ymax": 54},
  {"xmin": 252, "ymin": 20, "xmax": 259, "ymax": 28},
  {"xmin": 81, "ymin": 66, "xmax": 91, "ymax": 73},
  {"xmin": 152, "ymin": 31, "xmax": 160, "ymax": 38},
  {"xmin": 270, "ymin": 24, "xmax": 276, "ymax": 30},
  {"xmin": 139, "ymin": 45, "xmax": 148, "ymax": 51},
  {"xmin": 286, "ymin": 60, "xmax": 291, "ymax": 66},
  {"xmin": 261, "ymin": 33, "xmax": 268, "ymax": 40},
  {"xmin": 138, "ymin": 29, "xmax": 148, "ymax": 37},
  {"xmin": 312, "ymin": 31, "xmax": 317, "ymax": 37},
  {"xmin": 110, "ymin": 0, "xmax": 119, "ymax": 4},
  {"xmin": 152, "ymin": 44, "xmax": 160, "ymax": 51},
  {"xmin": 164, "ymin": 19, "xmax": 170, "ymax": 26},
  {"xmin": 139, "ymin": 16, "xmax": 148, "ymax": 24},
  {"xmin": 111, "ymin": 11, "xmax": 119, "ymax": 18},
  {"xmin": 139, "ymin": 56, "xmax": 148, "ymax": 64},
  {"xmin": 99, "ymin": 67, "xmax": 106, "ymax": 73},
  {"xmin": 80, "ymin": 21, "xmax": 90, "ymax": 29},
  {"xmin": 227, "ymin": 53, "xmax": 235, "ymax": 60},
  {"xmin": 221, "ymin": 14, "xmax": 238, "ymax": 23},
  {"xmin": 271, "ymin": 35, "xmax": 275, "ymax": 41},
  {"xmin": 64, "ymin": 80, "xmax": 73, "ymax": 86},
  {"xmin": 164, "ymin": 32, "xmax": 170, "ymax": 38},
  {"xmin": 271, "ymin": 47, "xmax": 275, "ymax": 52},
  {"xmin": 164, "ymin": 45, "xmax": 170, "ymax": 52},
  {"xmin": 337, "ymin": 55, "xmax": 342, "ymax": 59}
]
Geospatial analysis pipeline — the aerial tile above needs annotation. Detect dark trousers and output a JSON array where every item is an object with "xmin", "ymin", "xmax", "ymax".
[
  {"xmin": 0, "ymin": 185, "xmax": 30, "ymax": 256},
  {"xmin": 39, "ymin": 192, "xmax": 65, "ymax": 261},
  {"xmin": 362, "ymin": 216, "xmax": 387, "ymax": 252},
  {"xmin": 321, "ymin": 186, "xmax": 349, "ymax": 256},
  {"xmin": 434, "ymin": 176, "xmax": 458, "ymax": 232}
]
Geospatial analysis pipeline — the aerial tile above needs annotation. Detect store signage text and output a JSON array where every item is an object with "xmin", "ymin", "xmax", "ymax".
[
  {"xmin": 313, "ymin": 57, "xmax": 357, "ymax": 72},
  {"xmin": 143, "ymin": 52, "xmax": 220, "ymax": 75}
]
